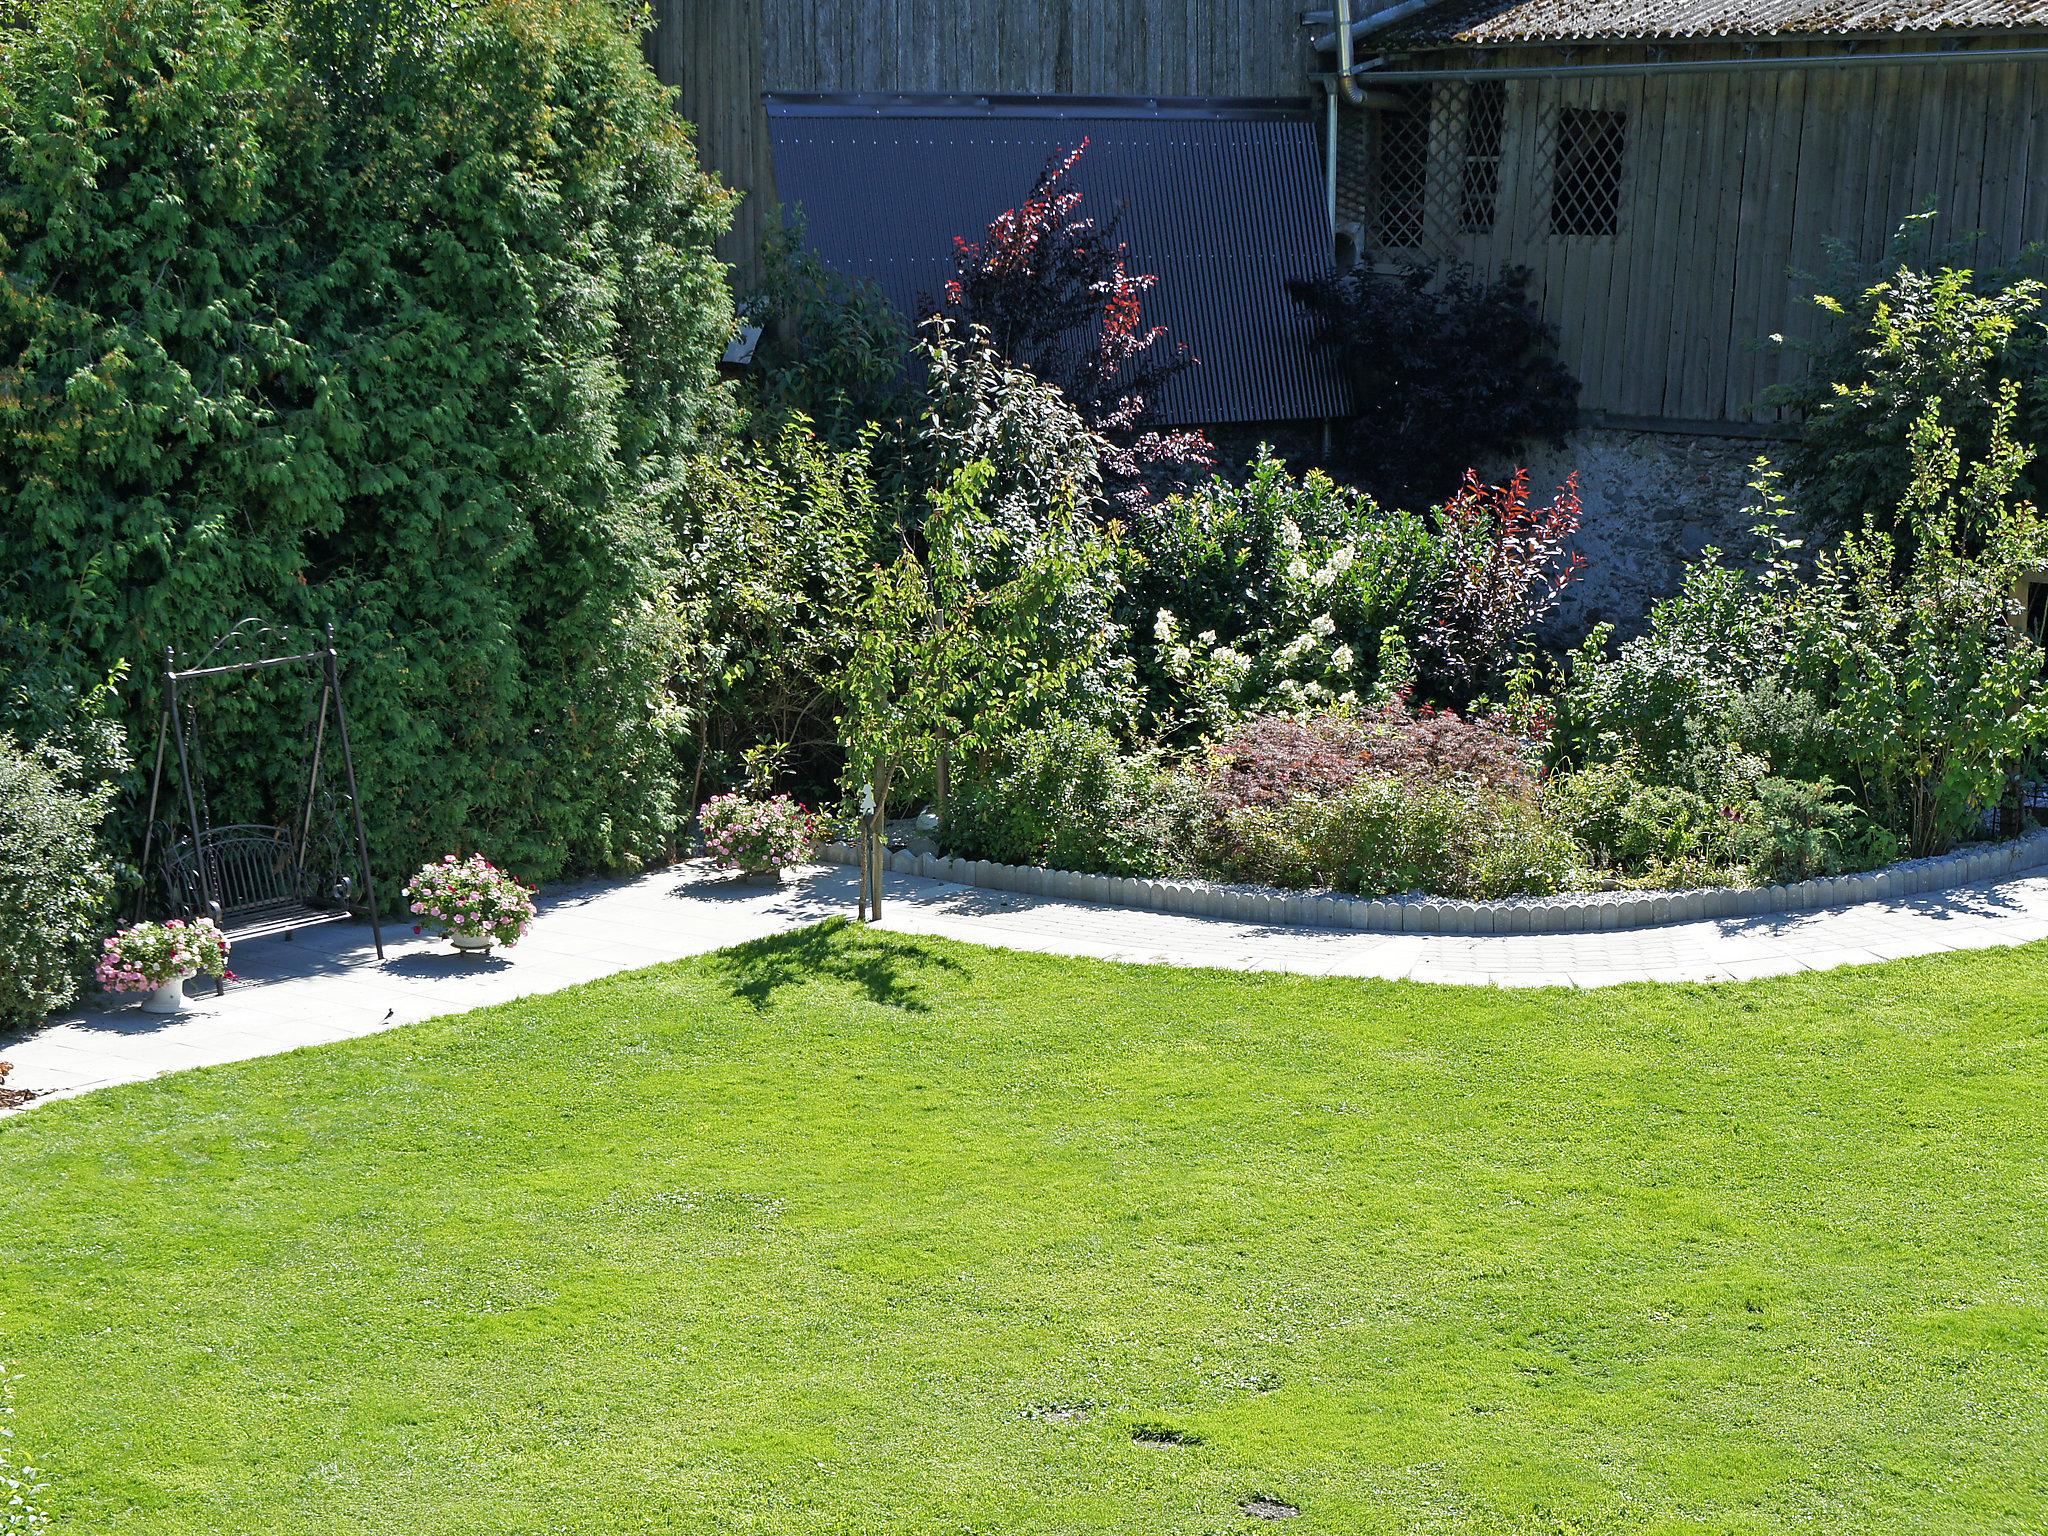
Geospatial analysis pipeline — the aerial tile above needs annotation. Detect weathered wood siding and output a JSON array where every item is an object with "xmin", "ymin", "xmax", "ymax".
[
  {"xmin": 651, "ymin": 0, "xmax": 1313, "ymax": 276},
  {"xmin": 1360, "ymin": 41, "xmax": 2048, "ymax": 426}
]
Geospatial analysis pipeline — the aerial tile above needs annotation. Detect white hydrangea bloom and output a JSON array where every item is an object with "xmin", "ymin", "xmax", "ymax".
[
  {"xmin": 1311, "ymin": 564, "xmax": 1337, "ymax": 589},
  {"xmin": 1310, "ymin": 612, "xmax": 1336, "ymax": 638},
  {"xmin": 1330, "ymin": 643, "xmax": 1355, "ymax": 671},
  {"xmin": 1279, "ymin": 517, "xmax": 1303, "ymax": 550},
  {"xmin": 1330, "ymin": 545, "xmax": 1356, "ymax": 574},
  {"xmin": 1285, "ymin": 557, "xmax": 1309, "ymax": 583},
  {"xmin": 1153, "ymin": 608, "xmax": 1177, "ymax": 643}
]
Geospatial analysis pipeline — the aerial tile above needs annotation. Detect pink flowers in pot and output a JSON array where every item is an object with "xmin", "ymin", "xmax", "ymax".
[
  {"xmin": 699, "ymin": 793, "xmax": 816, "ymax": 874},
  {"xmin": 96, "ymin": 918, "xmax": 232, "ymax": 993},
  {"xmin": 403, "ymin": 854, "xmax": 538, "ymax": 948}
]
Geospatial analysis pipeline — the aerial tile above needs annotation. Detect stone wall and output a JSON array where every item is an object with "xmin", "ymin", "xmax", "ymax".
[{"xmin": 1485, "ymin": 426, "xmax": 1770, "ymax": 642}]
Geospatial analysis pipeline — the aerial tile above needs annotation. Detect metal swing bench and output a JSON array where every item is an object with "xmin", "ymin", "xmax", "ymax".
[{"xmin": 138, "ymin": 619, "xmax": 385, "ymax": 993}]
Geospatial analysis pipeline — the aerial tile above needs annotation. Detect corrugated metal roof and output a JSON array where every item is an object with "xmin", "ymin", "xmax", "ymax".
[
  {"xmin": 764, "ymin": 95, "xmax": 1347, "ymax": 427},
  {"xmin": 1364, "ymin": 0, "xmax": 2048, "ymax": 45}
]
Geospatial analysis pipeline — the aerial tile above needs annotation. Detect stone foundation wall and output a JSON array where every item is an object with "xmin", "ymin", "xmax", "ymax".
[{"xmin": 1484, "ymin": 426, "xmax": 1770, "ymax": 642}]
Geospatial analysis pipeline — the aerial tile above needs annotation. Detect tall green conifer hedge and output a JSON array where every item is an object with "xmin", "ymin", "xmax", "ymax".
[{"xmin": 0, "ymin": 0, "xmax": 734, "ymax": 882}]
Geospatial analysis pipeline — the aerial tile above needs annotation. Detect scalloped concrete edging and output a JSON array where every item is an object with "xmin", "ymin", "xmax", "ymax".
[{"xmin": 818, "ymin": 826, "xmax": 2048, "ymax": 935}]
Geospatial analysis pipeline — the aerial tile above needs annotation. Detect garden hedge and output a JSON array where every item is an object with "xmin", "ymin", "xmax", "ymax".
[{"xmin": 0, "ymin": 0, "xmax": 735, "ymax": 884}]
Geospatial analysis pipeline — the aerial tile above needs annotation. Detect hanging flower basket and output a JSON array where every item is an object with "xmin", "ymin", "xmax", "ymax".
[
  {"xmin": 700, "ymin": 793, "xmax": 816, "ymax": 882},
  {"xmin": 404, "ymin": 855, "xmax": 537, "ymax": 957},
  {"xmin": 97, "ymin": 919, "xmax": 232, "ymax": 1015}
]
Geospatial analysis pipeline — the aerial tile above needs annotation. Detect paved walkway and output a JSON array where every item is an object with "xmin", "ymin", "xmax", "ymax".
[{"xmin": 8, "ymin": 859, "xmax": 2048, "ymax": 1112}]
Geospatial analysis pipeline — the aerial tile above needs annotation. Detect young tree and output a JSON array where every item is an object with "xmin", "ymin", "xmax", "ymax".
[
  {"xmin": 837, "ymin": 462, "xmax": 1112, "ymax": 919},
  {"xmin": 936, "ymin": 141, "xmax": 1212, "ymax": 509}
]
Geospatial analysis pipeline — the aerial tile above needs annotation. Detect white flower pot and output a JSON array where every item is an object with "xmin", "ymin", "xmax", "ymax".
[
  {"xmin": 141, "ymin": 973, "xmax": 195, "ymax": 1015},
  {"xmin": 450, "ymin": 932, "xmax": 495, "ymax": 956}
]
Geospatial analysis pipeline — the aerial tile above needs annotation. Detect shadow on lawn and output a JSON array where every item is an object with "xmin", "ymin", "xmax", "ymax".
[{"xmin": 710, "ymin": 919, "xmax": 964, "ymax": 1013}]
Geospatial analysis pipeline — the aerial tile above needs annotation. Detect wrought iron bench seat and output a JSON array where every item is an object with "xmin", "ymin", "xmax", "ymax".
[{"xmin": 164, "ymin": 823, "xmax": 359, "ymax": 967}]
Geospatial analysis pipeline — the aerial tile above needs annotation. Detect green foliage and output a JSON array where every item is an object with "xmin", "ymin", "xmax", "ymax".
[
  {"xmin": 1207, "ymin": 772, "xmax": 1574, "ymax": 900},
  {"xmin": 677, "ymin": 425, "xmax": 888, "ymax": 789},
  {"xmin": 745, "ymin": 219, "xmax": 913, "ymax": 448},
  {"xmin": 942, "ymin": 720, "xmax": 1198, "ymax": 878},
  {"xmin": 0, "ymin": 0, "xmax": 735, "ymax": 885},
  {"xmin": 0, "ymin": 728, "xmax": 118, "ymax": 1030},
  {"xmin": 1124, "ymin": 452, "xmax": 1435, "ymax": 734},
  {"xmin": 1800, "ymin": 391, "xmax": 2048, "ymax": 854},
  {"xmin": 838, "ymin": 461, "xmax": 1113, "ymax": 815},
  {"xmin": 1546, "ymin": 757, "xmax": 1897, "ymax": 888},
  {"xmin": 1553, "ymin": 405, "xmax": 2046, "ymax": 862},
  {"xmin": 1773, "ymin": 223, "xmax": 2048, "ymax": 533}
]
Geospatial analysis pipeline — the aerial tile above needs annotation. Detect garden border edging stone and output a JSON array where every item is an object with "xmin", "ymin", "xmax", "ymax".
[{"xmin": 816, "ymin": 827, "xmax": 2048, "ymax": 935}]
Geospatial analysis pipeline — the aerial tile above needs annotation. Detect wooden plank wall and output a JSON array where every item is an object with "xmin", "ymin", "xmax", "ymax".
[
  {"xmin": 1383, "ymin": 42, "xmax": 2048, "ymax": 426},
  {"xmin": 651, "ymin": 0, "xmax": 1313, "ymax": 280},
  {"xmin": 647, "ymin": 0, "xmax": 777, "ymax": 272}
]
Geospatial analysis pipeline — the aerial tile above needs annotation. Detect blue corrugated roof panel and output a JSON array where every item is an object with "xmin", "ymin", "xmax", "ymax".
[{"xmin": 765, "ymin": 94, "xmax": 1347, "ymax": 427}]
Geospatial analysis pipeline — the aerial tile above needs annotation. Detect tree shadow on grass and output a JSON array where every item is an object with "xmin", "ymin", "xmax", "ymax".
[{"xmin": 710, "ymin": 919, "xmax": 965, "ymax": 1013}]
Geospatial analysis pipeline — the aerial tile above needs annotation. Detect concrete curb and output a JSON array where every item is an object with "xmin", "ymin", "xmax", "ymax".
[{"xmin": 819, "ymin": 826, "xmax": 2048, "ymax": 935}]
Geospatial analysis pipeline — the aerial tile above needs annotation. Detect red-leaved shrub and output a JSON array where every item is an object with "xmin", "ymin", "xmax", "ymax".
[{"xmin": 1200, "ymin": 705, "xmax": 1540, "ymax": 815}]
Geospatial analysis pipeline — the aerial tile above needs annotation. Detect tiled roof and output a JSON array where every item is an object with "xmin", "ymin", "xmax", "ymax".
[{"xmin": 1358, "ymin": 0, "xmax": 2048, "ymax": 45}]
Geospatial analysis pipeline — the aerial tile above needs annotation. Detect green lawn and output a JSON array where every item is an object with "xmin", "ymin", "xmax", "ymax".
[{"xmin": 4, "ymin": 922, "xmax": 2047, "ymax": 1533}]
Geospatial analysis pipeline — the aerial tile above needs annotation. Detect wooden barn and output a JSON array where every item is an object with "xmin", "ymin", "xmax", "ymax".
[{"xmin": 1312, "ymin": 0, "xmax": 2048, "ymax": 433}]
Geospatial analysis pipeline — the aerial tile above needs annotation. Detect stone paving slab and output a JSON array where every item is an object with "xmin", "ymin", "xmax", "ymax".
[{"xmin": 7, "ymin": 859, "xmax": 2048, "ymax": 1115}]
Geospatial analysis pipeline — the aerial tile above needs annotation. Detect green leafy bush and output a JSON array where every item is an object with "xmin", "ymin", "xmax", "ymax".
[
  {"xmin": 1208, "ymin": 773, "xmax": 1574, "ymax": 900},
  {"xmin": 0, "ymin": 0, "xmax": 735, "ymax": 884},
  {"xmin": 744, "ymin": 219, "xmax": 913, "ymax": 447},
  {"xmin": 0, "ymin": 732, "xmax": 118, "ymax": 1030},
  {"xmin": 943, "ymin": 721, "xmax": 1199, "ymax": 878},
  {"xmin": 1771, "ymin": 226, "xmax": 2048, "ymax": 535}
]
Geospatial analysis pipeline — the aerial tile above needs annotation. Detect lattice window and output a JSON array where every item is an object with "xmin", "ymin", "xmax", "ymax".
[
  {"xmin": 1458, "ymin": 80, "xmax": 1506, "ymax": 235},
  {"xmin": 1369, "ymin": 94, "xmax": 1430, "ymax": 249},
  {"xmin": 1549, "ymin": 105, "xmax": 1626, "ymax": 237}
]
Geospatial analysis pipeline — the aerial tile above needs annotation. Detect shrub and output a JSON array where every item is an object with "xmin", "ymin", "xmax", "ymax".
[
  {"xmin": 1799, "ymin": 391, "xmax": 2048, "ymax": 853},
  {"xmin": 403, "ymin": 855, "xmax": 539, "ymax": 948},
  {"xmin": 0, "ymin": 731, "xmax": 118, "ymax": 1031},
  {"xmin": 1771, "ymin": 227, "xmax": 2048, "ymax": 535},
  {"xmin": 1209, "ymin": 774, "xmax": 1574, "ymax": 900},
  {"xmin": 1417, "ymin": 470, "xmax": 1585, "ymax": 693},
  {"xmin": 1286, "ymin": 263, "xmax": 1579, "ymax": 508},
  {"xmin": 943, "ymin": 721, "xmax": 1199, "ymax": 878},
  {"xmin": 0, "ymin": 0, "xmax": 736, "ymax": 885},
  {"xmin": 699, "ymin": 793, "xmax": 817, "ymax": 873},
  {"xmin": 1200, "ymin": 706, "xmax": 1539, "ymax": 816},
  {"xmin": 745, "ymin": 218, "xmax": 914, "ymax": 447},
  {"xmin": 95, "ymin": 918, "xmax": 231, "ymax": 993},
  {"xmin": 1127, "ymin": 453, "xmax": 1434, "ymax": 730}
]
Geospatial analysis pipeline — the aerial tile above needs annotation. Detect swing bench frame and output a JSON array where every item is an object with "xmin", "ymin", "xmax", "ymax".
[{"xmin": 137, "ymin": 619, "xmax": 385, "ymax": 993}]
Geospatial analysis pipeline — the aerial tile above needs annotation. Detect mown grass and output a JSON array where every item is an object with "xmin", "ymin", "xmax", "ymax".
[{"xmin": 3, "ymin": 920, "xmax": 2046, "ymax": 1533}]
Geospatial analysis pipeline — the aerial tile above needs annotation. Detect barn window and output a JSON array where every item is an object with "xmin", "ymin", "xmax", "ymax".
[
  {"xmin": 1370, "ymin": 96, "xmax": 1430, "ymax": 248},
  {"xmin": 1458, "ymin": 81, "xmax": 1506, "ymax": 234},
  {"xmin": 1550, "ymin": 106, "xmax": 1626, "ymax": 236}
]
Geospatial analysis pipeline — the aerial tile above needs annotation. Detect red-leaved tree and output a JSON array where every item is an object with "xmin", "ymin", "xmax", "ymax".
[{"xmin": 936, "ymin": 140, "xmax": 1213, "ymax": 509}]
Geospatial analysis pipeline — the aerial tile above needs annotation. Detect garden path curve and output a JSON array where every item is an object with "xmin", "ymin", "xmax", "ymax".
[{"xmin": 8, "ymin": 858, "xmax": 2048, "ymax": 1111}]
